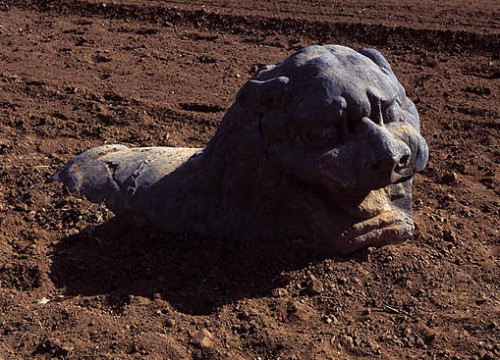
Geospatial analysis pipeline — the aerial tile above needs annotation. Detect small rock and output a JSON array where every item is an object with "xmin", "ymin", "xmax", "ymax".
[
  {"xmin": 424, "ymin": 332, "xmax": 437, "ymax": 345},
  {"xmin": 337, "ymin": 277, "xmax": 348, "ymax": 285},
  {"xmin": 352, "ymin": 277, "xmax": 363, "ymax": 286},
  {"xmin": 131, "ymin": 296, "xmax": 151, "ymax": 305},
  {"xmin": 442, "ymin": 229, "xmax": 457, "ymax": 243},
  {"xmin": 303, "ymin": 274, "xmax": 324, "ymax": 295},
  {"xmin": 366, "ymin": 247, "xmax": 376, "ymax": 254},
  {"xmin": 476, "ymin": 297, "xmax": 488, "ymax": 305},
  {"xmin": 341, "ymin": 335, "xmax": 355, "ymax": 349},
  {"xmin": 37, "ymin": 297, "xmax": 50, "ymax": 305},
  {"xmin": 271, "ymin": 288, "xmax": 288, "ymax": 297},
  {"xmin": 35, "ymin": 338, "xmax": 73, "ymax": 356},
  {"xmin": 415, "ymin": 336, "xmax": 425, "ymax": 347},
  {"xmin": 61, "ymin": 342, "xmax": 75, "ymax": 353},
  {"xmin": 65, "ymin": 86, "xmax": 78, "ymax": 94},
  {"xmin": 441, "ymin": 171, "xmax": 459, "ymax": 185},
  {"xmin": 366, "ymin": 338, "xmax": 381, "ymax": 353},
  {"xmin": 191, "ymin": 329, "xmax": 213, "ymax": 348},
  {"xmin": 66, "ymin": 228, "xmax": 79, "ymax": 237},
  {"xmin": 323, "ymin": 316, "xmax": 335, "ymax": 324},
  {"xmin": 442, "ymin": 193, "xmax": 456, "ymax": 202}
]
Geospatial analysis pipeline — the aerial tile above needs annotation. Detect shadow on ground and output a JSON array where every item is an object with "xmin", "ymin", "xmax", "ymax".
[{"xmin": 49, "ymin": 215, "xmax": 357, "ymax": 315}]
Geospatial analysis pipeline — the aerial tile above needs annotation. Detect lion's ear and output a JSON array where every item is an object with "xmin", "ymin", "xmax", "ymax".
[
  {"xmin": 358, "ymin": 49, "xmax": 393, "ymax": 74},
  {"xmin": 236, "ymin": 76, "xmax": 289, "ymax": 111}
]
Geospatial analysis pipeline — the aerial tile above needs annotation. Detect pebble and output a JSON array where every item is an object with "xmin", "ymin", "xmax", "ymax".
[
  {"xmin": 443, "ymin": 193, "xmax": 456, "ymax": 202},
  {"xmin": 324, "ymin": 317, "xmax": 334, "ymax": 324},
  {"xmin": 37, "ymin": 297, "xmax": 50, "ymax": 305},
  {"xmin": 442, "ymin": 229, "xmax": 457, "ymax": 243},
  {"xmin": 131, "ymin": 296, "xmax": 151, "ymax": 305},
  {"xmin": 191, "ymin": 329, "xmax": 213, "ymax": 348},
  {"xmin": 165, "ymin": 319, "xmax": 176, "ymax": 328},
  {"xmin": 271, "ymin": 288, "xmax": 288, "ymax": 297},
  {"xmin": 476, "ymin": 297, "xmax": 488, "ymax": 305},
  {"xmin": 304, "ymin": 274, "xmax": 324, "ymax": 295},
  {"xmin": 441, "ymin": 171, "xmax": 459, "ymax": 185}
]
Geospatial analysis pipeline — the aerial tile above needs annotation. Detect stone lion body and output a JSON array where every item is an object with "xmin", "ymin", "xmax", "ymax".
[{"xmin": 53, "ymin": 45, "xmax": 428, "ymax": 253}]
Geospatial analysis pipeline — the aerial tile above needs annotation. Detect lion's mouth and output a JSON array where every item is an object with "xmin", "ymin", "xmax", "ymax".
[
  {"xmin": 323, "ymin": 181, "xmax": 410, "ymax": 219},
  {"xmin": 331, "ymin": 187, "xmax": 392, "ymax": 220}
]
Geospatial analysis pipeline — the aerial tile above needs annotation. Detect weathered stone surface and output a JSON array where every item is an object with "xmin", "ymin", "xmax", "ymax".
[{"xmin": 52, "ymin": 45, "xmax": 428, "ymax": 253}]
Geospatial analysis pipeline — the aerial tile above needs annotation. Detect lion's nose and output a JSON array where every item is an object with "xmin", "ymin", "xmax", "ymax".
[
  {"xmin": 368, "ymin": 148, "xmax": 412, "ymax": 182},
  {"xmin": 358, "ymin": 117, "xmax": 414, "ymax": 187},
  {"xmin": 396, "ymin": 154, "xmax": 410, "ymax": 170}
]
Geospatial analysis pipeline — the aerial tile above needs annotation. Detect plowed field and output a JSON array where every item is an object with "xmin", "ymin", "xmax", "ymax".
[{"xmin": 0, "ymin": 1, "xmax": 498, "ymax": 359}]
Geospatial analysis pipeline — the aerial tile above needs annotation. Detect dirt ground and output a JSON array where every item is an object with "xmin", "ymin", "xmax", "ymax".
[{"xmin": 0, "ymin": 0, "xmax": 498, "ymax": 359}]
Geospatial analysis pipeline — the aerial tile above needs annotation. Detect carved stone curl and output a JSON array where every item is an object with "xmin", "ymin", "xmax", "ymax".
[{"xmin": 53, "ymin": 45, "xmax": 429, "ymax": 253}]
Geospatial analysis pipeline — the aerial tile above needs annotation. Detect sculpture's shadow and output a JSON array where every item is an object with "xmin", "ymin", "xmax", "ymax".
[{"xmin": 50, "ymin": 216, "xmax": 355, "ymax": 315}]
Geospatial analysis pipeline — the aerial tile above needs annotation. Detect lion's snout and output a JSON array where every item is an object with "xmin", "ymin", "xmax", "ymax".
[
  {"xmin": 356, "ymin": 117, "xmax": 414, "ymax": 189},
  {"xmin": 319, "ymin": 116, "xmax": 427, "ymax": 191}
]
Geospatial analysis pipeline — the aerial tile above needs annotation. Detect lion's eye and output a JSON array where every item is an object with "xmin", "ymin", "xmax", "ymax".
[
  {"xmin": 385, "ymin": 101, "xmax": 402, "ymax": 123},
  {"xmin": 297, "ymin": 125, "xmax": 338, "ymax": 148}
]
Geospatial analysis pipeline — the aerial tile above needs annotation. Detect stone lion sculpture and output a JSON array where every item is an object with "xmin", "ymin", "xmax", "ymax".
[{"xmin": 53, "ymin": 45, "xmax": 428, "ymax": 253}]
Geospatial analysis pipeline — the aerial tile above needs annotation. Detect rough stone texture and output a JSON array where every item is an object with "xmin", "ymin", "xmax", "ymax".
[{"xmin": 53, "ymin": 45, "xmax": 428, "ymax": 253}]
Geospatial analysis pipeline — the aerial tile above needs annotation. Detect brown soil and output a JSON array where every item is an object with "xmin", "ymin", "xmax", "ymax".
[{"xmin": 0, "ymin": 1, "xmax": 498, "ymax": 359}]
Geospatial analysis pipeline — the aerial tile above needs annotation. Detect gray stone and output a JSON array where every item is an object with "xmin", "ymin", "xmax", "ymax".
[{"xmin": 52, "ymin": 45, "xmax": 428, "ymax": 253}]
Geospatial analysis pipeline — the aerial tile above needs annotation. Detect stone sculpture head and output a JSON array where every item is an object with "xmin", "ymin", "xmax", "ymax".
[
  {"xmin": 200, "ymin": 45, "xmax": 428, "ymax": 252},
  {"xmin": 53, "ymin": 45, "xmax": 428, "ymax": 254}
]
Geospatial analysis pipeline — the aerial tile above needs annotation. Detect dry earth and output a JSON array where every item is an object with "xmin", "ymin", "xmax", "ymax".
[{"xmin": 0, "ymin": 1, "xmax": 499, "ymax": 359}]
